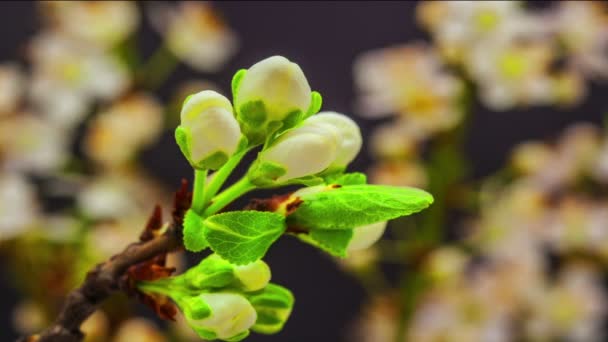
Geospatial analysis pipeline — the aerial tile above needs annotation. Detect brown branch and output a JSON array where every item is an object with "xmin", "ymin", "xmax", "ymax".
[
  {"xmin": 20, "ymin": 225, "xmax": 182, "ymax": 342},
  {"xmin": 19, "ymin": 180, "xmax": 192, "ymax": 342}
]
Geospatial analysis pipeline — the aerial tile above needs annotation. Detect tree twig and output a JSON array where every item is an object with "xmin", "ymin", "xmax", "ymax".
[
  {"xmin": 23, "ymin": 229, "xmax": 182, "ymax": 342},
  {"xmin": 19, "ymin": 180, "xmax": 193, "ymax": 342}
]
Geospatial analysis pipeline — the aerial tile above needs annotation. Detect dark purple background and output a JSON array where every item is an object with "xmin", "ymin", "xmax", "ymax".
[{"xmin": 1, "ymin": 1, "xmax": 607, "ymax": 341}]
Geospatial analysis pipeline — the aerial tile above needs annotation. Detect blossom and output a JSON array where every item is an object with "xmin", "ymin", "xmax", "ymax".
[
  {"xmin": 150, "ymin": 1, "xmax": 238, "ymax": 72},
  {"xmin": 41, "ymin": 1, "xmax": 139, "ymax": 49},
  {"xmin": 235, "ymin": 56, "xmax": 312, "ymax": 137},
  {"xmin": 176, "ymin": 90, "xmax": 242, "ymax": 170},
  {"xmin": 354, "ymin": 44, "xmax": 463, "ymax": 136},
  {"xmin": 0, "ymin": 172, "xmax": 38, "ymax": 241},
  {"xmin": 303, "ymin": 112, "xmax": 362, "ymax": 168},
  {"xmin": 256, "ymin": 118, "xmax": 339, "ymax": 182},
  {"xmin": 84, "ymin": 93, "xmax": 163, "ymax": 167},
  {"xmin": 0, "ymin": 63, "xmax": 24, "ymax": 115},
  {"xmin": 0, "ymin": 114, "xmax": 68, "ymax": 173},
  {"xmin": 347, "ymin": 221, "xmax": 387, "ymax": 253},
  {"xmin": 186, "ymin": 293, "xmax": 257, "ymax": 341},
  {"xmin": 551, "ymin": 1, "xmax": 608, "ymax": 78},
  {"xmin": 28, "ymin": 33, "xmax": 130, "ymax": 129}
]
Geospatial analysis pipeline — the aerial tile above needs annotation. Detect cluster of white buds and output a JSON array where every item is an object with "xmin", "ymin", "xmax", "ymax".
[
  {"xmin": 140, "ymin": 254, "xmax": 290, "ymax": 341},
  {"xmin": 176, "ymin": 55, "xmax": 362, "ymax": 186}
]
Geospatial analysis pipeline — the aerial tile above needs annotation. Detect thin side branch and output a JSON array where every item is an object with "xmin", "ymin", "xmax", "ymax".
[
  {"xmin": 21, "ymin": 227, "xmax": 182, "ymax": 342},
  {"xmin": 20, "ymin": 179, "xmax": 193, "ymax": 342}
]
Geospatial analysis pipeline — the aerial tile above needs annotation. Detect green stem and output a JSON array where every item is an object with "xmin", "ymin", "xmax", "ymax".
[
  {"xmin": 203, "ymin": 177, "xmax": 256, "ymax": 217},
  {"xmin": 191, "ymin": 169, "xmax": 208, "ymax": 214},
  {"xmin": 203, "ymin": 148, "xmax": 251, "ymax": 206},
  {"xmin": 137, "ymin": 279, "xmax": 174, "ymax": 297}
]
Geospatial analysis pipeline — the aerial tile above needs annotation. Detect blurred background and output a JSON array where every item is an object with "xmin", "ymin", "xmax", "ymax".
[{"xmin": 1, "ymin": 1, "xmax": 608, "ymax": 341}]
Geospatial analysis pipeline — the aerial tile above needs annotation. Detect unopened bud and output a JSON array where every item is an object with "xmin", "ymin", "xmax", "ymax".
[
  {"xmin": 304, "ymin": 112, "xmax": 362, "ymax": 168},
  {"xmin": 176, "ymin": 90, "xmax": 242, "ymax": 170},
  {"xmin": 347, "ymin": 221, "xmax": 387, "ymax": 252},
  {"xmin": 187, "ymin": 293, "xmax": 257, "ymax": 341},
  {"xmin": 253, "ymin": 123, "xmax": 339, "ymax": 183},
  {"xmin": 234, "ymin": 260, "xmax": 271, "ymax": 292},
  {"xmin": 235, "ymin": 56, "xmax": 311, "ymax": 140}
]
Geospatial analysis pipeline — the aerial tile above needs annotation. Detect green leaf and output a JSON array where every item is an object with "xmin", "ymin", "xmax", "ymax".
[
  {"xmin": 305, "ymin": 91, "xmax": 323, "ymax": 118},
  {"xmin": 298, "ymin": 229, "xmax": 353, "ymax": 257},
  {"xmin": 248, "ymin": 284, "xmax": 294, "ymax": 335},
  {"xmin": 289, "ymin": 185, "xmax": 433, "ymax": 230},
  {"xmin": 203, "ymin": 211, "xmax": 286, "ymax": 265},
  {"xmin": 324, "ymin": 172, "xmax": 367, "ymax": 186},
  {"xmin": 183, "ymin": 209, "xmax": 208, "ymax": 252}
]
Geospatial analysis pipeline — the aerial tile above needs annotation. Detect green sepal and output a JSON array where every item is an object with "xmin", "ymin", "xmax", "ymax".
[
  {"xmin": 297, "ymin": 229, "xmax": 353, "ymax": 257},
  {"xmin": 282, "ymin": 175, "xmax": 325, "ymax": 187},
  {"xmin": 182, "ymin": 254, "xmax": 235, "ymax": 290},
  {"xmin": 289, "ymin": 184, "xmax": 434, "ymax": 230},
  {"xmin": 192, "ymin": 326, "xmax": 217, "ymax": 341},
  {"xmin": 225, "ymin": 331, "xmax": 250, "ymax": 342},
  {"xmin": 203, "ymin": 211, "xmax": 287, "ymax": 265},
  {"xmin": 304, "ymin": 91, "xmax": 323, "ymax": 118},
  {"xmin": 195, "ymin": 150, "xmax": 229, "ymax": 171},
  {"xmin": 231, "ymin": 69, "xmax": 247, "ymax": 99},
  {"xmin": 176, "ymin": 294, "xmax": 212, "ymax": 320},
  {"xmin": 238, "ymin": 100, "xmax": 267, "ymax": 129},
  {"xmin": 324, "ymin": 172, "xmax": 367, "ymax": 186},
  {"xmin": 183, "ymin": 209, "xmax": 208, "ymax": 252},
  {"xmin": 248, "ymin": 284, "xmax": 294, "ymax": 335},
  {"xmin": 247, "ymin": 160, "xmax": 287, "ymax": 187},
  {"xmin": 175, "ymin": 125, "xmax": 193, "ymax": 166},
  {"xmin": 280, "ymin": 109, "xmax": 303, "ymax": 131}
]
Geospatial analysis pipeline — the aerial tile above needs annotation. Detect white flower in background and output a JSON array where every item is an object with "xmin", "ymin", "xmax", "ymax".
[
  {"xmin": 84, "ymin": 93, "xmax": 163, "ymax": 167},
  {"xmin": 352, "ymin": 296, "xmax": 399, "ymax": 342},
  {"xmin": 368, "ymin": 160, "xmax": 428, "ymax": 188},
  {"xmin": 12, "ymin": 300, "xmax": 48, "ymax": 335},
  {"xmin": 0, "ymin": 114, "xmax": 68, "ymax": 173},
  {"xmin": 304, "ymin": 112, "xmax": 362, "ymax": 168},
  {"xmin": 236, "ymin": 56, "xmax": 312, "ymax": 124},
  {"xmin": 347, "ymin": 221, "xmax": 388, "ymax": 253},
  {"xmin": 77, "ymin": 177, "xmax": 137, "ymax": 220},
  {"xmin": 526, "ymin": 262, "xmax": 607, "ymax": 342},
  {"xmin": 178, "ymin": 90, "xmax": 242, "ymax": 170},
  {"xmin": 258, "ymin": 119, "xmax": 339, "ymax": 182},
  {"xmin": 0, "ymin": 63, "xmax": 24, "ymax": 115},
  {"xmin": 0, "ymin": 173, "xmax": 38, "ymax": 241},
  {"xmin": 416, "ymin": 1, "xmax": 543, "ymax": 64},
  {"xmin": 354, "ymin": 44, "xmax": 463, "ymax": 136},
  {"xmin": 113, "ymin": 318, "xmax": 167, "ymax": 342},
  {"xmin": 28, "ymin": 33, "xmax": 130, "ymax": 129},
  {"xmin": 369, "ymin": 121, "xmax": 423, "ymax": 160},
  {"xmin": 41, "ymin": 1, "xmax": 139, "ymax": 49},
  {"xmin": 552, "ymin": 1, "xmax": 608, "ymax": 78},
  {"xmin": 189, "ymin": 293, "xmax": 257, "ymax": 340},
  {"xmin": 466, "ymin": 39, "xmax": 557, "ymax": 110},
  {"xmin": 79, "ymin": 310, "xmax": 110, "ymax": 342},
  {"xmin": 150, "ymin": 1, "xmax": 238, "ymax": 72}
]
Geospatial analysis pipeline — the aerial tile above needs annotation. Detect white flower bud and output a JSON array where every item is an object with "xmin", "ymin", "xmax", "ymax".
[
  {"xmin": 258, "ymin": 123, "xmax": 339, "ymax": 182},
  {"xmin": 347, "ymin": 221, "xmax": 387, "ymax": 252},
  {"xmin": 235, "ymin": 56, "xmax": 311, "ymax": 124},
  {"xmin": 191, "ymin": 293, "xmax": 257, "ymax": 340},
  {"xmin": 234, "ymin": 260, "xmax": 271, "ymax": 292},
  {"xmin": 304, "ymin": 112, "xmax": 362, "ymax": 167},
  {"xmin": 177, "ymin": 90, "xmax": 242, "ymax": 169}
]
